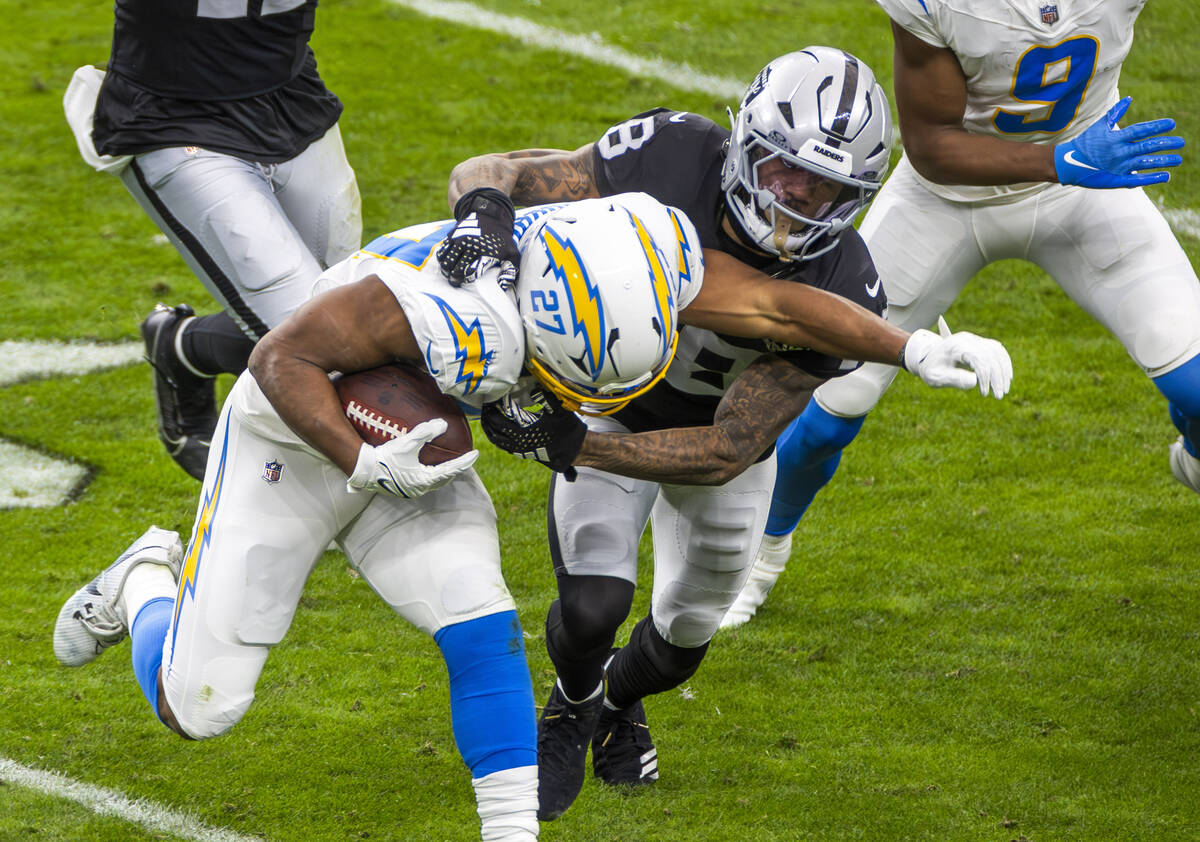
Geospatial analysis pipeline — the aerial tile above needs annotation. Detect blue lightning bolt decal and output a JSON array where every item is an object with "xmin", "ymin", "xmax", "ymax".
[
  {"xmin": 169, "ymin": 419, "xmax": 230, "ymax": 668},
  {"xmin": 426, "ymin": 294, "xmax": 492, "ymax": 395},
  {"xmin": 542, "ymin": 224, "xmax": 606, "ymax": 381},
  {"xmin": 625, "ymin": 210, "xmax": 676, "ymax": 361}
]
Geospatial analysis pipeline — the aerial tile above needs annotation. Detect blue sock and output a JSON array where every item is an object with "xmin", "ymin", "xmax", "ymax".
[
  {"xmin": 1153, "ymin": 354, "xmax": 1200, "ymax": 458},
  {"xmin": 130, "ymin": 597, "xmax": 173, "ymax": 723},
  {"xmin": 434, "ymin": 610, "xmax": 537, "ymax": 778},
  {"xmin": 767, "ymin": 401, "xmax": 866, "ymax": 535}
]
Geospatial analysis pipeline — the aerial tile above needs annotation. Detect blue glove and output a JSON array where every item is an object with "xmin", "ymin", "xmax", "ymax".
[{"xmin": 1054, "ymin": 96, "xmax": 1184, "ymax": 188}]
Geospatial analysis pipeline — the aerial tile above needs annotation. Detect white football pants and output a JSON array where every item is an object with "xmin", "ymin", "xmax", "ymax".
[
  {"xmin": 119, "ymin": 125, "xmax": 362, "ymax": 338},
  {"xmin": 161, "ymin": 373, "xmax": 514, "ymax": 740}
]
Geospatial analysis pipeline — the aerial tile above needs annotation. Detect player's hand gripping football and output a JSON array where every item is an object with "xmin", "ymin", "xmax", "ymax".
[
  {"xmin": 901, "ymin": 316, "xmax": 1013, "ymax": 398},
  {"xmin": 346, "ymin": 419, "xmax": 479, "ymax": 498},
  {"xmin": 1054, "ymin": 96, "xmax": 1184, "ymax": 188},
  {"xmin": 481, "ymin": 390, "xmax": 587, "ymax": 480},
  {"xmin": 436, "ymin": 187, "xmax": 521, "ymax": 286}
]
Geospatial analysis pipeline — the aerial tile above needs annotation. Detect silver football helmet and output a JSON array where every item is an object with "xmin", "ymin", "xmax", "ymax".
[
  {"xmin": 517, "ymin": 195, "xmax": 681, "ymax": 415},
  {"xmin": 721, "ymin": 47, "xmax": 892, "ymax": 261}
]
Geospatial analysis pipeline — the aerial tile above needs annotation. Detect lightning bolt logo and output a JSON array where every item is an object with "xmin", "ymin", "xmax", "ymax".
[
  {"xmin": 667, "ymin": 208, "xmax": 695, "ymax": 291},
  {"xmin": 542, "ymin": 224, "xmax": 606, "ymax": 381},
  {"xmin": 169, "ymin": 419, "xmax": 230, "ymax": 667},
  {"xmin": 625, "ymin": 210, "xmax": 676, "ymax": 360},
  {"xmin": 427, "ymin": 294, "xmax": 491, "ymax": 395}
]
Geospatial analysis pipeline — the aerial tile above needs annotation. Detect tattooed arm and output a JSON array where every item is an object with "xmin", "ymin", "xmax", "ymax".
[
  {"xmin": 446, "ymin": 145, "xmax": 601, "ymax": 208},
  {"xmin": 574, "ymin": 356, "xmax": 821, "ymax": 485}
]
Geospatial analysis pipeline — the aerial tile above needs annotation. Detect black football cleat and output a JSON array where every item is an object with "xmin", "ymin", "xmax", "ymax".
[
  {"xmin": 140, "ymin": 303, "xmax": 217, "ymax": 481},
  {"xmin": 591, "ymin": 697, "xmax": 659, "ymax": 787},
  {"xmin": 537, "ymin": 682, "xmax": 604, "ymax": 821}
]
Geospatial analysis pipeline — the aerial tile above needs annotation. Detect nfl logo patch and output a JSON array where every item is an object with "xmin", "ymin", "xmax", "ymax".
[
  {"xmin": 262, "ymin": 460, "xmax": 284, "ymax": 484},
  {"xmin": 1040, "ymin": 3, "xmax": 1059, "ymax": 24}
]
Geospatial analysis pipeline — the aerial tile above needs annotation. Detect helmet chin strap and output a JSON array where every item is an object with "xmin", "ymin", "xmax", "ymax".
[{"xmin": 771, "ymin": 213, "xmax": 795, "ymax": 261}]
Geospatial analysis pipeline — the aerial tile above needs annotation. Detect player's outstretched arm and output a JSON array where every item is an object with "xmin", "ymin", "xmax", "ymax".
[
  {"xmin": 683, "ymin": 250, "xmax": 1012, "ymax": 397},
  {"xmin": 248, "ymin": 276, "xmax": 424, "ymax": 476}
]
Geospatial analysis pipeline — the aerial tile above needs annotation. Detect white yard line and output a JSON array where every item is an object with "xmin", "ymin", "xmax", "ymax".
[
  {"xmin": 387, "ymin": 0, "xmax": 746, "ymax": 99},
  {"xmin": 0, "ymin": 756, "xmax": 263, "ymax": 842},
  {"xmin": 0, "ymin": 340, "xmax": 142, "ymax": 387}
]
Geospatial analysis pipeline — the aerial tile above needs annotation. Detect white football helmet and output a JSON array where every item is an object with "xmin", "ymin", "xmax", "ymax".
[
  {"xmin": 721, "ymin": 47, "xmax": 892, "ymax": 261},
  {"xmin": 517, "ymin": 195, "xmax": 681, "ymax": 415}
]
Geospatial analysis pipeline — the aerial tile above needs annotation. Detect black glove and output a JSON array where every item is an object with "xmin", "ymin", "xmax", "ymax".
[
  {"xmin": 481, "ymin": 390, "xmax": 587, "ymax": 480},
  {"xmin": 436, "ymin": 187, "xmax": 520, "ymax": 286}
]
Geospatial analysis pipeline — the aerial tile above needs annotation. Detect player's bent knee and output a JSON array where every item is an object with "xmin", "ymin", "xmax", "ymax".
[{"xmin": 558, "ymin": 576, "xmax": 635, "ymax": 644}]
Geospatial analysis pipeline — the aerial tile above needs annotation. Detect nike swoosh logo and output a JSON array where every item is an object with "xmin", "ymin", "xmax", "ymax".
[
  {"xmin": 864, "ymin": 278, "xmax": 882, "ymax": 298},
  {"xmin": 1063, "ymin": 149, "xmax": 1098, "ymax": 171},
  {"xmin": 669, "ymin": 112, "xmax": 689, "ymax": 123}
]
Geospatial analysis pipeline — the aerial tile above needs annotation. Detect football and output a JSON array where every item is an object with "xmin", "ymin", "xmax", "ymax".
[{"xmin": 332, "ymin": 362, "xmax": 472, "ymax": 465}]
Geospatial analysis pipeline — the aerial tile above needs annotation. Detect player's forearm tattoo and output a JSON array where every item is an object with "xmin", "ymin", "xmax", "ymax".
[
  {"xmin": 576, "ymin": 356, "xmax": 821, "ymax": 485},
  {"xmin": 511, "ymin": 156, "xmax": 596, "ymax": 204}
]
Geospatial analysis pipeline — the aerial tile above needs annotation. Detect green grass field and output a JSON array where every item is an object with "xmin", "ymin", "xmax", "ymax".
[{"xmin": 2, "ymin": 0, "xmax": 1199, "ymax": 839}]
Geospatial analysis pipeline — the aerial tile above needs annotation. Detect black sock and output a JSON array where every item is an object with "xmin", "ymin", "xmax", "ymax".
[{"xmin": 605, "ymin": 616, "xmax": 708, "ymax": 709}]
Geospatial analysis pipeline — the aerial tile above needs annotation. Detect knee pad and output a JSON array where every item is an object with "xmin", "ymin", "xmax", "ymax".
[
  {"xmin": 435, "ymin": 610, "xmax": 536, "ymax": 778},
  {"xmin": 605, "ymin": 617, "xmax": 709, "ymax": 709},
  {"xmin": 550, "ymin": 575, "xmax": 635, "ymax": 656}
]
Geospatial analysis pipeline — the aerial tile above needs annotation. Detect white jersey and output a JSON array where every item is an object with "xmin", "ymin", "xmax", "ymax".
[
  {"xmin": 236, "ymin": 193, "xmax": 704, "ymax": 445},
  {"xmin": 876, "ymin": 0, "xmax": 1144, "ymax": 203}
]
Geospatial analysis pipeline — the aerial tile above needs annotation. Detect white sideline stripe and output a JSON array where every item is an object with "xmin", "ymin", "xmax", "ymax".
[
  {"xmin": 0, "ymin": 340, "xmax": 142, "ymax": 387},
  {"xmin": 1164, "ymin": 207, "xmax": 1200, "ymax": 241},
  {"xmin": 387, "ymin": 0, "xmax": 746, "ymax": 99},
  {"xmin": 0, "ymin": 757, "xmax": 262, "ymax": 842}
]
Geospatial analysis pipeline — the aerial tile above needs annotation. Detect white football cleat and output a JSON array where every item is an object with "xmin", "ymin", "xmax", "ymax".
[
  {"xmin": 1169, "ymin": 436, "xmax": 1200, "ymax": 495},
  {"xmin": 53, "ymin": 526, "xmax": 182, "ymax": 667},
  {"xmin": 719, "ymin": 531, "xmax": 794, "ymax": 629}
]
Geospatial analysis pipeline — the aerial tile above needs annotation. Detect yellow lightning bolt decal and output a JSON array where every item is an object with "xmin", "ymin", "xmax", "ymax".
[
  {"xmin": 169, "ymin": 420, "xmax": 229, "ymax": 667},
  {"xmin": 626, "ymin": 210, "xmax": 676, "ymax": 360},
  {"xmin": 543, "ymin": 225, "xmax": 606, "ymax": 380},
  {"xmin": 428, "ymin": 294, "xmax": 490, "ymax": 395},
  {"xmin": 668, "ymin": 208, "xmax": 695, "ymax": 290}
]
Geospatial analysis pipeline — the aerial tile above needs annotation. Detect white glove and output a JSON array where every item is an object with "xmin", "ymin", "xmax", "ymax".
[
  {"xmin": 345, "ymin": 419, "xmax": 479, "ymax": 498},
  {"xmin": 902, "ymin": 316, "xmax": 1013, "ymax": 398}
]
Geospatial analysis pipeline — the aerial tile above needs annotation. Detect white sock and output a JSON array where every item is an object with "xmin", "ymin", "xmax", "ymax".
[
  {"xmin": 472, "ymin": 765, "xmax": 538, "ymax": 841},
  {"xmin": 559, "ymin": 678, "xmax": 603, "ymax": 706},
  {"xmin": 120, "ymin": 563, "xmax": 177, "ymax": 624}
]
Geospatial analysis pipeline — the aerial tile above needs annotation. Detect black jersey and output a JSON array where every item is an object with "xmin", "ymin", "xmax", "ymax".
[
  {"xmin": 591, "ymin": 108, "xmax": 887, "ymax": 432},
  {"xmin": 93, "ymin": 0, "xmax": 341, "ymax": 162}
]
